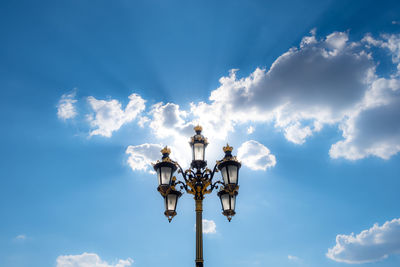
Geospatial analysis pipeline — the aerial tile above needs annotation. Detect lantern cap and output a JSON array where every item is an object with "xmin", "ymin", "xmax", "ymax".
[
  {"xmin": 161, "ymin": 146, "xmax": 171, "ymax": 155},
  {"xmin": 189, "ymin": 126, "xmax": 209, "ymax": 145},
  {"xmin": 156, "ymin": 146, "xmax": 176, "ymax": 164},
  {"xmin": 194, "ymin": 125, "xmax": 203, "ymax": 133},
  {"xmin": 217, "ymin": 143, "xmax": 241, "ymax": 169},
  {"xmin": 152, "ymin": 146, "xmax": 177, "ymax": 174},
  {"xmin": 223, "ymin": 144, "xmax": 233, "ymax": 153}
]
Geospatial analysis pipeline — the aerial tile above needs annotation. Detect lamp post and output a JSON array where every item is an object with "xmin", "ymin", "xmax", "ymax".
[{"xmin": 153, "ymin": 125, "xmax": 241, "ymax": 267}]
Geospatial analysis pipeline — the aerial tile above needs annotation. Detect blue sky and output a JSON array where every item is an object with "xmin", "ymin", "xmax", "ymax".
[{"xmin": 1, "ymin": 0, "xmax": 400, "ymax": 266}]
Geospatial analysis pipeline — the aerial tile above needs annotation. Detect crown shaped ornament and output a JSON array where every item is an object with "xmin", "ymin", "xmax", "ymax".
[
  {"xmin": 194, "ymin": 125, "xmax": 203, "ymax": 133},
  {"xmin": 161, "ymin": 146, "xmax": 171, "ymax": 155},
  {"xmin": 223, "ymin": 144, "xmax": 233, "ymax": 153}
]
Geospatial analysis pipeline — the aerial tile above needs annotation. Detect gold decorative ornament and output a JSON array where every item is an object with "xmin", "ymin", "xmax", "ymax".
[
  {"xmin": 161, "ymin": 146, "xmax": 171, "ymax": 155},
  {"xmin": 162, "ymin": 157, "xmax": 173, "ymax": 163},
  {"xmin": 194, "ymin": 125, "xmax": 203, "ymax": 132},
  {"xmin": 152, "ymin": 126, "xmax": 242, "ymax": 266},
  {"xmin": 223, "ymin": 143, "xmax": 233, "ymax": 152}
]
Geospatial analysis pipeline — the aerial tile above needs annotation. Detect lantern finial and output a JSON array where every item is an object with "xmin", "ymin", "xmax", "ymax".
[
  {"xmin": 223, "ymin": 144, "xmax": 233, "ymax": 153},
  {"xmin": 160, "ymin": 146, "xmax": 174, "ymax": 163},
  {"xmin": 194, "ymin": 125, "xmax": 203, "ymax": 134},
  {"xmin": 161, "ymin": 146, "xmax": 171, "ymax": 155}
]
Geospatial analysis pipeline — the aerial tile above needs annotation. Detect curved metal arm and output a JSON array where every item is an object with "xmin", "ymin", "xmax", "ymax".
[
  {"xmin": 210, "ymin": 180, "xmax": 224, "ymax": 191},
  {"xmin": 173, "ymin": 161, "xmax": 189, "ymax": 183},
  {"xmin": 172, "ymin": 160, "xmax": 223, "ymax": 195},
  {"xmin": 208, "ymin": 162, "xmax": 220, "ymax": 182},
  {"xmin": 186, "ymin": 169, "xmax": 197, "ymax": 178},
  {"xmin": 174, "ymin": 180, "xmax": 189, "ymax": 192},
  {"xmin": 205, "ymin": 162, "xmax": 224, "ymax": 192}
]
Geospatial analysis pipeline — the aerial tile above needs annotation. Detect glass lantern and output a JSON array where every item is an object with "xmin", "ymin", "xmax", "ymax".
[
  {"xmin": 153, "ymin": 146, "xmax": 177, "ymax": 187},
  {"xmin": 164, "ymin": 189, "xmax": 182, "ymax": 222},
  {"xmin": 217, "ymin": 144, "xmax": 241, "ymax": 186},
  {"xmin": 193, "ymin": 143, "xmax": 205, "ymax": 161},
  {"xmin": 189, "ymin": 125, "xmax": 208, "ymax": 169},
  {"xmin": 217, "ymin": 189, "xmax": 238, "ymax": 222}
]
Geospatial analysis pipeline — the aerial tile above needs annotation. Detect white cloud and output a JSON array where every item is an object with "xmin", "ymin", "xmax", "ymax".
[
  {"xmin": 204, "ymin": 31, "xmax": 373, "ymax": 146},
  {"xmin": 65, "ymin": 31, "xmax": 400, "ymax": 162},
  {"xmin": 363, "ymin": 33, "xmax": 400, "ymax": 75},
  {"xmin": 288, "ymin": 255, "xmax": 300, "ymax": 261},
  {"xmin": 57, "ymin": 91, "xmax": 78, "ymax": 120},
  {"xmin": 147, "ymin": 102, "xmax": 232, "ymax": 168},
  {"xmin": 15, "ymin": 234, "xmax": 26, "ymax": 240},
  {"xmin": 190, "ymin": 100, "xmax": 235, "ymax": 141},
  {"xmin": 325, "ymin": 31, "xmax": 349, "ymax": 53},
  {"xmin": 247, "ymin": 126, "xmax": 255, "ymax": 134},
  {"xmin": 327, "ymin": 218, "xmax": 400, "ymax": 264},
  {"xmin": 195, "ymin": 219, "xmax": 216, "ymax": 234},
  {"xmin": 330, "ymin": 78, "xmax": 400, "ymax": 160},
  {"xmin": 56, "ymin": 252, "xmax": 133, "ymax": 267},
  {"xmin": 237, "ymin": 140, "xmax": 276, "ymax": 171},
  {"xmin": 125, "ymin": 143, "xmax": 163, "ymax": 173},
  {"xmin": 137, "ymin": 116, "xmax": 150, "ymax": 128},
  {"xmin": 87, "ymin": 93, "xmax": 145, "ymax": 137},
  {"xmin": 149, "ymin": 102, "xmax": 194, "ymax": 140},
  {"xmin": 188, "ymin": 32, "xmax": 400, "ymax": 160},
  {"xmin": 300, "ymin": 29, "xmax": 317, "ymax": 47},
  {"xmin": 379, "ymin": 34, "xmax": 400, "ymax": 66},
  {"xmin": 283, "ymin": 122, "xmax": 312, "ymax": 145}
]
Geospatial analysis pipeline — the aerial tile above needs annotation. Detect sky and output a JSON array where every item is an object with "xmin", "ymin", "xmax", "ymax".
[{"xmin": 1, "ymin": 0, "xmax": 400, "ymax": 266}]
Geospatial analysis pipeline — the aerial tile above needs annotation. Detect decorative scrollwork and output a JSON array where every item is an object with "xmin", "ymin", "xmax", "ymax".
[{"xmin": 154, "ymin": 125, "xmax": 241, "ymax": 224}]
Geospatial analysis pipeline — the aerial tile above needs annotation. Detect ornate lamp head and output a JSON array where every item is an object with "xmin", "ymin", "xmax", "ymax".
[
  {"xmin": 189, "ymin": 125, "xmax": 208, "ymax": 169},
  {"xmin": 153, "ymin": 146, "xmax": 177, "ymax": 189},
  {"xmin": 217, "ymin": 144, "xmax": 241, "ymax": 189},
  {"xmin": 218, "ymin": 189, "xmax": 238, "ymax": 222},
  {"xmin": 164, "ymin": 188, "xmax": 182, "ymax": 222}
]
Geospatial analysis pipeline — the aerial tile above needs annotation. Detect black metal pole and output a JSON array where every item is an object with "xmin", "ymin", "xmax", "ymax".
[{"xmin": 195, "ymin": 199, "xmax": 204, "ymax": 267}]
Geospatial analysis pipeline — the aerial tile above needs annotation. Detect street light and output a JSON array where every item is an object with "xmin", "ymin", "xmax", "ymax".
[
  {"xmin": 164, "ymin": 188, "xmax": 182, "ymax": 222},
  {"xmin": 189, "ymin": 125, "xmax": 208, "ymax": 169},
  {"xmin": 217, "ymin": 189, "xmax": 238, "ymax": 222},
  {"xmin": 152, "ymin": 125, "xmax": 241, "ymax": 267},
  {"xmin": 154, "ymin": 146, "xmax": 177, "ymax": 188}
]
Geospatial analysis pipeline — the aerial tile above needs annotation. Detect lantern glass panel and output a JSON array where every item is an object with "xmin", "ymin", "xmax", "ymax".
[
  {"xmin": 221, "ymin": 167, "xmax": 228, "ymax": 185},
  {"xmin": 230, "ymin": 194, "xmax": 236, "ymax": 210},
  {"xmin": 221, "ymin": 193, "xmax": 230, "ymax": 211},
  {"xmin": 193, "ymin": 143, "xmax": 204, "ymax": 161},
  {"xmin": 157, "ymin": 168, "xmax": 161, "ymax": 186},
  {"xmin": 160, "ymin": 167, "xmax": 172, "ymax": 185},
  {"xmin": 228, "ymin": 165, "xmax": 238, "ymax": 185},
  {"xmin": 165, "ymin": 194, "xmax": 177, "ymax": 211}
]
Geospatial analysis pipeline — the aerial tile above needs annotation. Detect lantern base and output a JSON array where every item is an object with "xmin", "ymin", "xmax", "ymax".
[
  {"xmin": 157, "ymin": 185, "xmax": 171, "ymax": 196},
  {"xmin": 164, "ymin": 210, "xmax": 177, "ymax": 222},
  {"xmin": 191, "ymin": 160, "xmax": 207, "ymax": 169},
  {"xmin": 224, "ymin": 184, "xmax": 239, "ymax": 193},
  {"xmin": 222, "ymin": 210, "xmax": 236, "ymax": 222}
]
